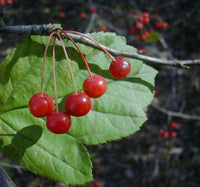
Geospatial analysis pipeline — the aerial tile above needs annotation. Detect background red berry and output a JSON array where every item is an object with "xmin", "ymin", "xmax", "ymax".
[
  {"xmin": 136, "ymin": 22, "xmax": 144, "ymax": 30},
  {"xmin": 170, "ymin": 122, "xmax": 179, "ymax": 129},
  {"xmin": 59, "ymin": 12, "xmax": 66, "ymax": 19},
  {"xmin": 80, "ymin": 12, "xmax": 86, "ymax": 19},
  {"xmin": 143, "ymin": 17, "xmax": 150, "ymax": 24},
  {"xmin": 128, "ymin": 27, "xmax": 137, "ymax": 34},
  {"xmin": 162, "ymin": 22, "xmax": 168, "ymax": 29},
  {"xmin": 142, "ymin": 12, "xmax": 149, "ymax": 18},
  {"xmin": 159, "ymin": 129, "xmax": 164, "ymax": 135},
  {"xmin": 155, "ymin": 22, "xmax": 162, "ymax": 29},
  {"xmin": 100, "ymin": 25, "xmax": 107, "ymax": 32},
  {"xmin": 170, "ymin": 131, "xmax": 177, "ymax": 138},
  {"xmin": 90, "ymin": 7, "xmax": 97, "ymax": 14},
  {"xmin": 162, "ymin": 131, "xmax": 169, "ymax": 138},
  {"xmin": 138, "ymin": 16, "xmax": 144, "ymax": 23}
]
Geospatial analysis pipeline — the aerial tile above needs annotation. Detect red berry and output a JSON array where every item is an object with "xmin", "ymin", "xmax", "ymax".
[
  {"xmin": 136, "ymin": 22, "xmax": 144, "ymax": 30},
  {"xmin": 159, "ymin": 129, "xmax": 164, "ymax": 135},
  {"xmin": 83, "ymin": 75, "xmax": 107, "ymax": 98},
  {"xmin": 137, "ymin": 47, "xmax": 147, "ymax": 54},
  {"xmin": 170, "ymin": 131, "xmax": 177, "ymax": 138},
  {"xmin": 162, "ymin": 22, "xmax": 168, "ymax": 29},
  {"xmin": 138, "ymin": 16, "xmax": 144, "ymax": 23},
  {"xmin": 80, "ymin": 12, "xmax": 86, "ymax": 19},
  {"xmin": 89, "ymin": 180, "xmax": 102, "ymax": 187},
  {"xmin": 109, "ymin": 56, "xmax": 131, "ymax": 79},
  {"xmin": 155, "ymin": 22, "xmax": 162, "ymax": 29},
  {"xmin": 140, "ymin": 34, "xmax": 147, "ymax": 41},
  {"xmin": 100, "ymin": 25, "xmax": 107, "ymax": 32},
  {"xmin": 6, "ymin": 0, "xmax": 12, "ymax": 4},
  {"xmin": 59, "ymin": 12, "xmax": 66, "ymax": 19},
  {"xmin": 46, "ymin": 111, "xmax": 71, "ymax": 134},
  {"xmin": 143, "ymin": 17, "xmax": 150, "ymax": 24},
  {"xmin": 142, "ymin": 12, "xmax": 149, "ymax": 19},
  {"xmin": 154, "ymin": 90, "xmax": 159, "ymax": 97},
  {"xmin": 162, "ymin": 131, "xmax": 169, "ymax": 138},
  {"xmin": 128, "ymin": 27, "xmax": 137, "ymax": 34},
  {"xmin": 90, "ymin": 7, "xmax": 97, "ymax": 14},
  {"xmin": 29, "ymin": 93, "xmax": 54, "ymax": 118},
  {"xmin": 170, "ymin": 122, "xmax": 179, "ymax": 129},
  {"xmin": 0, "ymin": 0, "xmax": 6, "ymax": 5},
  {"xmin": 65, "ymin": 92, "xmax": 91, "ymax": 116}
]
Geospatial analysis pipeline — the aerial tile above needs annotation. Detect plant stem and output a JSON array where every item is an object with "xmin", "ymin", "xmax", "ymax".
[
  {"xmin": 60, "ymin": 29, "xmax": 93, "ymax": 79},
  {"xmin": 40, "ymin": 31, "xmax": 55, "ymax": 97},
  {"xmin": 57, "ymin": 33, "xmax": 78, "ymax": 95},
  {"xmin": 64, "ymin": 30, "xmax": 116, "ymax": 62},
  {"xmin": 52, "ymin": 35, "xmax": 59, "ymax": 113}
]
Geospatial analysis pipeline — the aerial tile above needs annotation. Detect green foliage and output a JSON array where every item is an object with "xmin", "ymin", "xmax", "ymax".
[
  {"xmin": 146, "ymin": 31, "xmax": 161, "ymax": 43},
  {"xmin": 0, "ymin": 32, "xmax": 157, "ymax": 184}
]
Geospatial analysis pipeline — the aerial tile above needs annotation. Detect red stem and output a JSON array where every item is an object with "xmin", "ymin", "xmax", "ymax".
[
  {"xmin": 64, "ymin": 30, "xmax": 116, "ymax": 62},
  {"xmin": 60, "ymin": 29, "xmax": 93, "ymax": 79}
]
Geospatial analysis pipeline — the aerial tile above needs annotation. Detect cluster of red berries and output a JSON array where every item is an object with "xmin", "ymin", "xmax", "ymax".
[
  {"xmin": 159, "ymin": 122, "xmax": 179, "ymax": 138},
  {"xmin": 29, "ymin": 29, "xmax": 131, "ymax": 134},
  {"xmin": 59, "ymin": 5, "xmax": 108, "ymax": 33},
  {"xmin": 128, "ymin": 10, "xmax": 168, "ymax": 41},
  {"xmin": 59, "ymin": 5, "xmax": 97, "ymax": 20},
  {"xmin": 0, "ymin": 0, "xmax": 17, "ymax": 5}
]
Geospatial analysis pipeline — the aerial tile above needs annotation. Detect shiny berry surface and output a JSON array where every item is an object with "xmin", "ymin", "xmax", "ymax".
[
  {"xmin": 29, "ymin": 93, "xmax": 54, "ymax": 118},
  {"xmin": 170, "ymin": 122, "xmax": 179, "ymax": 129},
  {"xmin": 83, "ymin": 75, "xmax": 107, "ymax": 98},
  {"xmin": 46, "ymin": 111, "xmax": 71, "ymax": 134},
  {"xmin": 65, "ymin": 92, "xmax": 91, "ymax": 116},
  {"xmin": 155, "ymin": 22, "xmax": 162, "ymax": 29},
  {"xmin": 170, "ymin": 131, "xmax": 177, "ymax": 138},
  {"xmin": 162, "ymin": 132, "xmax": 169, "ymax": 138},
  {"xmin": 90, "ymin": 7, "xmax": 97, "ymax": 14},
  {"xmin": 109, "ymin": 56, "xmax": 131, "ymax": 79},
  {"xmin": 162, "ymin": 22, "xmax": 168, "ymax": 29},
  {"xmin": 136, "ymin": 22, "xmax": 144, "ymax": 30}
]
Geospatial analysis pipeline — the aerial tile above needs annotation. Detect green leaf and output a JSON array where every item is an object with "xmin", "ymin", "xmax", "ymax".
[
  {"xmin": 0, "ymin": 32, "xmax": 157, "ymax": 184},
  {"xmin": 145, "ymin": 31, "xmax": 161, "ymax": 43},
  {"xmin": 0, "ymin": 109, "xmax": 92, "ymax": 185}
]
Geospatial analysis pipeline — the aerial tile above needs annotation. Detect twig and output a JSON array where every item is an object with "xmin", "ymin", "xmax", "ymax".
[
  {"xmin": 151, "ymin": 103, "xmax": 200, "ymax": 120},
  {"xmin": 84, "ymin": 13, "xmax": 97, "ymax": 33},
  {"xmin": 0, "ymin": 24, "xmax": 54, "ymax": 35},
  {"xmin": 0, "ymin": 24, "xmax": 200, "ymax": 68},
  {"xmin": 0, "ymin": 163, "xmax": 24, "ymax": 170}
]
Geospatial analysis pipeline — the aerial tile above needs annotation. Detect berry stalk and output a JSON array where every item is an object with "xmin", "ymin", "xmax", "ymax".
[
  {"xmin": 60, "ymin": 29, "xmax": 93, "ymax": 79},
  {"xmin": 57, "ymin": 33, "xmax": 78, "ymax": 94},
  {"xmin": 41, "ymin": 31, "xmax": 55, "ymax": 97},
  {"xmin": 64, "ymin": 30, "xmax": 116, "ymax": 62},
  {"xmin": 52, "ymin": 35, "xmax": 59, "ymax": 113}
]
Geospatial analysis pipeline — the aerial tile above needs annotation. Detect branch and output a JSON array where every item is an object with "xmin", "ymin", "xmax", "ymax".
[
  {"xmin": 151, "ymin": 103, "xmax": 200, "ymax": 120},
  {"xmin": 0, "ymin": 24, "xmax": 200, "ymax": 68}
]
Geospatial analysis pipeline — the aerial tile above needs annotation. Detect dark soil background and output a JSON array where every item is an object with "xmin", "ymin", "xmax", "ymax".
[{"xmin": 0, "ymin": 0, "xmax": 200, "ymax": 187}]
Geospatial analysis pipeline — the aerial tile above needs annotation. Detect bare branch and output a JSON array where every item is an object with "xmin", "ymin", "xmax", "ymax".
[
  {"xmin": 0, "ymin": 24, "xmax": 200, "ymax": 68},
  {"xmin": 151, "ymin": 103, "xmax": 200, "ymax": 120}
]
